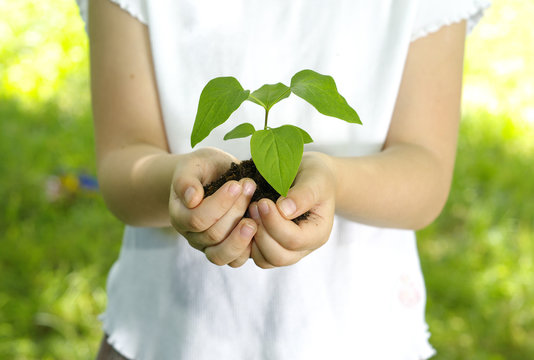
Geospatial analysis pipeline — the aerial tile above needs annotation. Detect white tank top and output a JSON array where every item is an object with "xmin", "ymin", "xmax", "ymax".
[{"xmin": 76, "ymin": 1, "xmax": 489, "ymax": 359}]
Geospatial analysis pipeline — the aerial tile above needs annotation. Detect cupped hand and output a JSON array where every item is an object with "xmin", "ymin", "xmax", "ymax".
[
  {"xmin": 248, "ymin": 152, "xmax": 337, "ymax": 268},
  {"xmin": 169, "ymin": 147, "xmax": 257, "ymax": 268}
]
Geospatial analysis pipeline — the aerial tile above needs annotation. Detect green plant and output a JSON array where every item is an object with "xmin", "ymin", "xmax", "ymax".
[{"xmin": 190, "ymin": 69, "xmax": 361, "ymax": 196}]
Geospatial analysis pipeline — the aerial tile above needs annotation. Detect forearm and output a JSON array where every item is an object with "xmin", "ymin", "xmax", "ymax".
[
  {"xmin": 330, "ymin": 143, "xmax": 454, "ymax": 230},
  {"xmin": 97, "ymin": 144, "xmax": 181, "ymax": 227}
]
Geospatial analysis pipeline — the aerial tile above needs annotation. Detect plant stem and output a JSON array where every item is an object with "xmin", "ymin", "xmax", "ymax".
[{"xmin": 264, "ymin": 109, "xmax": 269, "ymax": 130}]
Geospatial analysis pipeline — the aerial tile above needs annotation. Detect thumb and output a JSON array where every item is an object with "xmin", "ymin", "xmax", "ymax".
[
  {"xmin": 276, "ymin": 179, "xmax": 318, "ymax": 220},
  {"xmin": 181, "ymin": 184, "xmax": 203, "ymax": 209},
  {"xmin": 172, "ymin": 164, "xmax": 206, "ymax": 210}
]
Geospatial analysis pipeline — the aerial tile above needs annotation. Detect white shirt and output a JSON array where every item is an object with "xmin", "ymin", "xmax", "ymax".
[{"xmin": 77, "ymin": 1, "xmax": 489, "ymax": 359}]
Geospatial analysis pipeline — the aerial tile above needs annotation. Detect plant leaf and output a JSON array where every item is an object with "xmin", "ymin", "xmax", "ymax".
[
  {"xmin": 290, "ymin": 69, "xmax": 361, "ymax": 124},
  {"xmin": 191, "ymin": 77, "xmax": 250, "ymax": 147},
  {"xmin": 250, "ymin": 125, "xmax": 304, "ymax": 196},
  {"xmin": 223, "ymin": 122, "xmax": 256, "ymax": 140},
  {"xmin": 247, "ymin": 83, "xmax": 291, "ymax": 110},
  {"xmin": 293, "ymin": 125, "xmax": 313, "ymax": 144}
]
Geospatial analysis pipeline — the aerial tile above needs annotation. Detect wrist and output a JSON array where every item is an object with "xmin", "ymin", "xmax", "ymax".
[{"xmin": 98, "ymin": 146, "xmax": 182, "ymax": 227}]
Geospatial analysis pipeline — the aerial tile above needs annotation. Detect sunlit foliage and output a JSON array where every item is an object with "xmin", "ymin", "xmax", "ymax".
[{"xmin": 0, "ymin": 0, "xmax": 89, "ymax": 113}]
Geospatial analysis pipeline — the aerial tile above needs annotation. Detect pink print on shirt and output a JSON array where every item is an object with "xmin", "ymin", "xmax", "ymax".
[{"xmin": 398, "ymin": 274, "xmax": 422, "ymax": 308}]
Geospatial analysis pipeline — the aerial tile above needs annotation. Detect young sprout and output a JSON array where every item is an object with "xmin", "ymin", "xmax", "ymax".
[{"xmin": 191, "ymin": 69, "xmax": 361, "ymax": 196}]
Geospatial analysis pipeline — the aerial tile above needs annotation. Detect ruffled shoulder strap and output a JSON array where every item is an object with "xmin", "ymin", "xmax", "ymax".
[
  {"xmin": 411, "ymin": 0, "xmax": 491, "ymax": 41},
  {"xmin": 75, "ymin": 0, "xmax": 148, "ymax": 28}
]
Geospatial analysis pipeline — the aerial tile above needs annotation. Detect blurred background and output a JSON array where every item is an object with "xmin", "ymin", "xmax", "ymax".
[{"xmin": 0, "ymin": 0, "xmax": 532, "ymax": 359}]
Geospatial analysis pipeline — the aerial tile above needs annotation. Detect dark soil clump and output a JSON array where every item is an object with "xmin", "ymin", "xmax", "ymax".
[{"xmin": 203, "ymin": 159, "xmax": 310, "ymax": 224}]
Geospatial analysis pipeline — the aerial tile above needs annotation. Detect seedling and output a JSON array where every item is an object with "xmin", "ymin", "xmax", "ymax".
[{"xmin": 191, "ymin": 69, "xmax": 361, "ymax": 197}]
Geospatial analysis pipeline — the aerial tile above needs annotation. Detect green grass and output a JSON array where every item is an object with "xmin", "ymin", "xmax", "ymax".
[
  {"xmin": 1, "ymin": 0, "xmax": 533, "ymax": 359},
  {"xmin": 417, "ymin": 2, "xmax": 534, "ymax": 357},
  {"xmin": 0, "ymin": 100, "xmax": 123, "ymax": 359},
  {"xmin": 418, "ymin": 111, "xmax": 534, "ymax": 359}
]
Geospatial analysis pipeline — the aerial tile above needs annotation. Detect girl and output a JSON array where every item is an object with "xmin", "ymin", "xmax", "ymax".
[{"xmin": 77, "ymin": 0, "xmax": 490, "ymax": 358}]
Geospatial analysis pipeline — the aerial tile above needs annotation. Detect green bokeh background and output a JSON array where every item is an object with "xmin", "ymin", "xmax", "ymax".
[{"xmin": 1, "ymin": 1, "xmax": 533, "ymax": 359}]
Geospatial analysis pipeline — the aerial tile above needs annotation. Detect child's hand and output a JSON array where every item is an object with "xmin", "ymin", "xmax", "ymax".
[
  {"xmin": 169, "ymin": 148, "xmax": 257, "ymax": 268},
  {"xmin": 248, "ymin": 152, "xmax": 336, "ymax": 268}
]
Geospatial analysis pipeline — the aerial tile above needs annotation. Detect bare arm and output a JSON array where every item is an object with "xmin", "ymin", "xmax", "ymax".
[
  {"xmin": 89, "ymin": 0, "xmax": 257, "ymax": 267},
  {"xmin": 89, "ymin": 0, "xmax": 175, "ymax": 227},
  {"xmin": 332, "ymin": 21, "xmax": 466, "ymax": 229}
]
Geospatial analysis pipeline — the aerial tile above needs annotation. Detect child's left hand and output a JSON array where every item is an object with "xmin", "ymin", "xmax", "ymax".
[{"xmin": 247, "ymin": 152, "xmax": 336, "ymax": 268}]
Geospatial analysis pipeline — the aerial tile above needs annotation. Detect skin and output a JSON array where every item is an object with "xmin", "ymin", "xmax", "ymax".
[{"xmin": 89, "ymin": 0, "xmax": 466, "ymax": 269}]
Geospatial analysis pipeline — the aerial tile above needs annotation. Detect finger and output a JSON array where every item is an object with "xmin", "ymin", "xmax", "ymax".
[
  {"xmin": 248, "ymin": 202, "xmax": 262, "ymax": 225},
  {"xmin": 199, "ymin": 178, "xmax": 256, "ymax": 244},
  {"xmin": 227, "ymin": 243, "xmax": 252, "ymax": 268},
  {"xmin": 169, "ymin": 182, "xmax": 191, "ymax": 233},
  {"xmin": 257, "ymin": 199, "xmax": 310, "ymax": 252},
  {"xmin": 186, "ymin": 179, "xmax": 254, "ymax": 248},
  {"xmin": 253, "ymin": 223, "xmax": 306, "ymax": 267},
  {"xmin": 250, "ymin": 241, "xmax": 275, "ymax": 269},
  {"xmin": 275, "ymin": 168, "xmax": 324, "ymax": 220},
  {"xmin": 204, "ymin": 219, "xmax": 257, "ymax": 266},
  {"xmin": 170, "ymin": 180, "xmax": 243, "ymax": 242},
  {"xmin": 253, "ymin": 201, "xmax": 309, "ymax": 266},
  {"xmin": 172, "ymin": 163, "xmax": 207, "ymax": 210},
  {"xmin": 172, "ymin": 148, "xmax": 239, "ymax": 209},
  {"xmin": 180, "ymin": 180, "xmax": 243, "ymax": 235}
]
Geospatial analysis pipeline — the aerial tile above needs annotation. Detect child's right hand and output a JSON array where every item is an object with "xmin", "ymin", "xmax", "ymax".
[{"xmin": 169, "ymin": 148, "xmax": 257, "ymax": 268}]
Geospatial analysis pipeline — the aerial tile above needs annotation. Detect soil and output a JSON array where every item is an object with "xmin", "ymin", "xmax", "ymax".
[{"xmin": 203, "ymin": 159, "xmax": 310, "ymax": 224}]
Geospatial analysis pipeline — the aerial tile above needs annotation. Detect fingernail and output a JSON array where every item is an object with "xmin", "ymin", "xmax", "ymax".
[
  {"xmin": 184, "ymin": 187, "xmax": 195, "ymax": 205},
  {"xmin": 243, "ymin": 181, "xmax": 256, "ymax": 196},
  {"xmin": 249, "ymin": 203, "xmax": 260, "ymax": 220},
  {"xmin": 279, "ymin": 198, "xmax": 296, "ymax": 217},
  {"xmin": 228, "ymin": 182, "xmax": 242, "ymax": 196},
  {"xmin": 240, "ymin": 223, "xmax": 256, "ymax": 237},
  {"xmin": 258, "ymin": 201, "xmax": 270, "ymax": 215}
]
